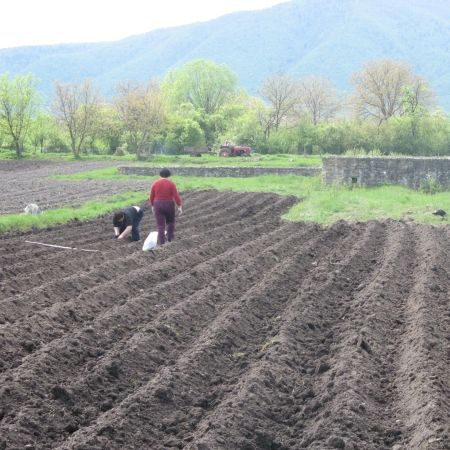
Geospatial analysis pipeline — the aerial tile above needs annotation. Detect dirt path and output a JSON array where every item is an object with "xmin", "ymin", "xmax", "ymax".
[{"xmin": 0, "ymin": 191, "xmax": 448, "ymax": 449}]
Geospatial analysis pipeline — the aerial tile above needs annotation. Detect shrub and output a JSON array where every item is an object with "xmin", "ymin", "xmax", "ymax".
[
  {"xmin": 114, "ymin": 146, "xmax": 127, "ymax": 157},
  {"xmin": 419, "ymin": 174, "xmax": 442, "ymax": 194}
]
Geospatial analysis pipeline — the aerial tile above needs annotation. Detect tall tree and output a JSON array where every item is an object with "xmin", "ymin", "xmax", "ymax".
[
  {"xmin": 0, "ymin": 73, "xmax": 39, "ymax": 157},
  {"xmin": 52, "ymin": 80, "xmax": 100, "ymax": 158},
  {"xmin": 298, "ymin": 76, "xmax": 340, "ymax": 125},
  {"xmin": 115, "ymin": 80, "xmax": 166, "ymax": 158},
  {"xmin": 29, "ymin": 111, "xmax": 56, "ymax": 153},
  {"xmin": 94, "ymin": 104, "xmax": 123, "ymax": 154},
  {"xmin": 260, "ymin": 73, "xmax": 299, "ymax": 131},
  {"xmin": 163, "ymin": 59, "xmax": 238, "ymax": 115},
  {"xmin": 256, "ymin": 103, "xmax": 276, "ymax": 141},
  {"xmin": 351, "ymin": 59, "xmax": 433, "ymax": 125},
  {"xmin": 401, "ymin": 77, "xmax": 434, "ymax": 116}
]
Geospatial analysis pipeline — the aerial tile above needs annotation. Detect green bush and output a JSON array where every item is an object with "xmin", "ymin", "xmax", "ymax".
[{"xmin": 419, "ymin": 174, "xmax": 442, "ymax": 194}]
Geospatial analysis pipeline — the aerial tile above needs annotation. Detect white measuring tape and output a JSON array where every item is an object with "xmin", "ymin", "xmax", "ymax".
[{"xmin": 25, "ymin": 240, "xmax": 100, "ymax": 252}]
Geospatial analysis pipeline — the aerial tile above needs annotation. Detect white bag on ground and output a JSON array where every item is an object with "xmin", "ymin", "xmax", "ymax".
[{"xmin": 142, "ymin": 231, "xmax": 158, "ymax": 251}]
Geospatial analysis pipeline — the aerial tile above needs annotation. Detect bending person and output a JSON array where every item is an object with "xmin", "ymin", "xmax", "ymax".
[
  {"xmin": 149, "ymin": 168, "xmax": 182, "ymax": 245},
  {"xmin": 113, "ymin": 205, "xmax": 144, "ymax": 241}
]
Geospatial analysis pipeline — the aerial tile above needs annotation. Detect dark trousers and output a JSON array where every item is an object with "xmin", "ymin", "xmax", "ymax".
[
  {"xmin": 131, "ymin": 209, "xmax": 144, "ymax": 241},
  {"xmin": 154, "ymin": 200, "xmax": 175, "ymax": 245}
]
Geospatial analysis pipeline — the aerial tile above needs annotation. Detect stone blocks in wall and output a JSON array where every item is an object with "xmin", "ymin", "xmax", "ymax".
[
  {"xmin": 322, "ymin": 156, "xmax": 450, "ymax": 190},
  {"xmin": 119, "ymin": 166, "xmax": 321, "ymax": 178}
]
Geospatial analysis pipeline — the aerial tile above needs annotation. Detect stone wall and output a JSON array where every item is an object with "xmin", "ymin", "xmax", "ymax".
[
  {"xmin": 119, "ymin": 166, "xmax": 321, "ymax": 178},
  {"xmin": 322, "ymin": 157, "xmax": 450, "ymax": 189}
]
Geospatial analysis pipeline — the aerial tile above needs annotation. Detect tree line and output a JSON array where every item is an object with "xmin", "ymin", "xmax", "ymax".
[{"xmin": 0, "ymin": 58, "xmax": 449, "ymax": 158}]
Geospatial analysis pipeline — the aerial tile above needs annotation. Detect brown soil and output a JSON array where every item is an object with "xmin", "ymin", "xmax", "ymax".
[
  {"xmin": 0, "ymin": 190, "xmax": 449, "ymax": 450},
  {"xmin": 0, "ymin": 160, "xmax": 149, "ymax": 214}
]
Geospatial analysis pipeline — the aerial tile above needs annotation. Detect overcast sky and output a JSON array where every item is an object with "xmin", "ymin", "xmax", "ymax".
[{"xmin": 0, "ymin": 0, "xmax": 286, "ymax": 49}]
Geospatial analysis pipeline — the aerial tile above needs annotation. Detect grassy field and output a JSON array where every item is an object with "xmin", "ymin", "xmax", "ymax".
[
  {"xmin": 0, "ymin": 192, "xmax": 147, "ymax": 234},
  {"xmin": 0, "ymin": 149, "xmax": 136, "ymax": 161},
  {"xmin": 285, "ymin": 183, "xmax": 450, "ymax": 224},
  {"xmin": 2, "ymin": 163, "xmax": 449, "ymax": 232},
  {"xmin": 52, "ymin": 168, "xmax": 133, "ymax": 180},
  {"xmin": 1, "ymin": 150, "xmax": 322, "ymax": 167},
  {"xmin": 55, "ymin": 170, "xmax": 450, "ymax": 225},
  {"xmin": 138, "ymin": 154, "xmax": 322, "ymax": 167}
]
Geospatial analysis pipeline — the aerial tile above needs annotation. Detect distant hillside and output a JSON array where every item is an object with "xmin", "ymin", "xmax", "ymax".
[{"xmin": 1, "ymin": 0, "xmax": 449, "ymax": 109}]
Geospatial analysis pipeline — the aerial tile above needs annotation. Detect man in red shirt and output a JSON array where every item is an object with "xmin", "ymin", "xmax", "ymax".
[{"xmin": 149, "ymin": 168, "xmax": 183, "ymax": 245}]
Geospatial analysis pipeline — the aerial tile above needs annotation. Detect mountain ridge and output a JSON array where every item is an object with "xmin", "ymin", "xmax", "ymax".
[{"xmin": 0, "ymin": 0, "xmax": 449, "ymax": 109}]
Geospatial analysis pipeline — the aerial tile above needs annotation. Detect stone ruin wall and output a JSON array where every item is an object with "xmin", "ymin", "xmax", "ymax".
[
  {"xmin": 119, "ymin": 166, "xmax": 321, "ymax": 178},
  {"xmin": 322, "ymin": 157, "xmax": 450, "ymax": 189}
]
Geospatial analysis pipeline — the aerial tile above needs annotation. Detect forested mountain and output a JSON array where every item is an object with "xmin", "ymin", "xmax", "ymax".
[{"xmin": 1, "ymin": 0, "xmax": 449, "ymax": 109}]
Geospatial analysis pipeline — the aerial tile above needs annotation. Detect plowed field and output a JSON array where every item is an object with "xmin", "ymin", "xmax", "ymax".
[
  {"xmin": 0, "ymin": 160, "xmax": 149, "ymax": 214},
  {"xmin": 0, "ymin": 191, "xmax": 448, "ymax": 450}
]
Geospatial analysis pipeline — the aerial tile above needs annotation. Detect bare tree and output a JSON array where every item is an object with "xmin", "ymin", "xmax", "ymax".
[
  {"xmin": 0, "ymin": 73, "xmax": 39, "ymax": 157},
  {"xmin": 52, "ymin": 80, "xmax": 100, "ymax": 158},
  {"xmin": 351, "ymin": 59, "xmax": 433, "ymax": 125},
  {"xmin": 115, "ymin": 80, "xmax": 166, "ymax": 158},
  {"xmin": 298, "ymin": 76, "xmax": 340, "ymax": 125},
  {"xmin": 260, "ymin": 74, "xmax": 299, "ymax": 131}
]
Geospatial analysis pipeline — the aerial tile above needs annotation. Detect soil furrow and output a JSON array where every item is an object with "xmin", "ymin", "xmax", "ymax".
[
  {"xmin": 0, "ymin": 216, "xmax": 295, "ymax": 380},
  {"xmin": 1, "ymin": 180, "xmax": 448, "ymax": 450},
  {"xmin": 55, "ymin": 222, "xmax": 358, "ymax": 449},
  {"xmin": 0, "ymin": 223, "xmax": 320, "ymax": 448},
  {"xmin": 0, "ymin": 190, "xmax": 284, "ymax": 298},
  {"xmin": 392, "ymin": 225, "xmax": 450, "ymax": 449},
  {"xmin": 0, "ymin": 189, "xmax": 216, "ymax": 261},
  {"xmin": 0, "ymin": 211, "xmax": 285, "ymax": 372},
  {"xmin": 186, "ymin": 220, "xmax": 389, "ymax": 449},
  {"xmin": 281, "ymin": 221, "xmax": 417, "ymax": 449}
]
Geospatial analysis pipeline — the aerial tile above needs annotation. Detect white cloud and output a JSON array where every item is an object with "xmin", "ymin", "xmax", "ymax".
[{"xmin": 0, "ymin": 0, "xmax": 286, "ymax": 48}]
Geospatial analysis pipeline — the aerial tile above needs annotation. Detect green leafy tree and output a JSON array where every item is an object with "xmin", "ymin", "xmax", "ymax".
[
  {"xmin": 163, "ymin": 59, "xmax": 238, "ymax": 115},
  {"xmin": 166, "ymin": 117, "xmax": 206, "ymax": 151},
  {"xmin": 426, "ymin": 111, "xmax": 450, "ymax": 156},
  {"xmin": 163, "ymin": 60, "xmax": 240, "ymax": 146},
  {"xmin": 218, "ymin": 98, "xmax": 263, "ymax": 148},
  {"xmin": 0, "ymin": 73, "xmax": 40, "ymax": 157},
  {"xmin": 94, "ymin": 104, "xmax": 123, "ymax": 154},
  {"xmin": 28, "ymin": 111, "xmax": 56, "ymax": 153},
  {"xmin": 297, "ymin": 119, "xmax": 319, "ymax": 155}
]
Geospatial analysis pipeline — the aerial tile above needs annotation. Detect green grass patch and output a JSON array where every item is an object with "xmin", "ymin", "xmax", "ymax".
[
  {"xmin": 285, "ymin": 184, "xmax": 450, "ymax": 224},
  {"xmin": 139, "ymin": 153, "xmax": 322, "ymax": 167},
  {"xmin": 0, "ymin": 149, "xmax": 136, "ymax": 161},
  {"xmin": 175, "ymin": 175, "xmax": 320, "ymax": 197},
  {"xmin": 0, "ymin": 191, "xmax": 146, "ymax": 233},
  {"xmin": 0, "ymin": 150, "xmax": 321, "ymax": 167},
  {"xmin": 53, "ymin": 168, "xmax": 450, "ymax": 224},
  {"xmin": 56, "ymin": 168, "xmax": 320, "ymax": 196},
  {"xmin": 52, "ymin": 167, "xmax": 129, "ymax": 180},
  {"xmin": 4, "ymin": 171, "xmax": 449, "ymax": 233}
]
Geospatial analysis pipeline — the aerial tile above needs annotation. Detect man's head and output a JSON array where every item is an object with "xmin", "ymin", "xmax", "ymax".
[
  {"xmin": 113, "ymin": 211, "xmax": 125, "ymax": 226},
  {"xmin": 159, "ymin": 168, "xmax": 171, "ymax": 178}
]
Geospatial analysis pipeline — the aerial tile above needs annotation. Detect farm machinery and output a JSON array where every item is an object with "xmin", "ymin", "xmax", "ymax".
[
  {"xmin": 218, "ymin": 141, "xmax": 252, "ymax": 157},
  {"xmin": 183, "ymin": 146, "xmax": 212, "ymax": 157}
]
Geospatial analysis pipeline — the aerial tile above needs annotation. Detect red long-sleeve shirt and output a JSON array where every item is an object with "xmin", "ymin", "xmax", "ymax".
[{"xmin": 150, "ymin": 178, "xmax": 182, "ymax": 206}]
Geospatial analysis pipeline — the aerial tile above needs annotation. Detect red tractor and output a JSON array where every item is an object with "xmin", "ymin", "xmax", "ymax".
[{"xmin": 218, "ymin": 142, "xmax": 252, "ymax": 157}]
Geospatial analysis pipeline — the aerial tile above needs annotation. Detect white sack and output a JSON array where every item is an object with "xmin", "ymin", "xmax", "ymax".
[
  {"xmin": 142, "ymin": 231, "xmax": 158, "ymax": 251},
  {"xmin": 24, "ymin": 203, "xmax": 41, "ymax": 215}
]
